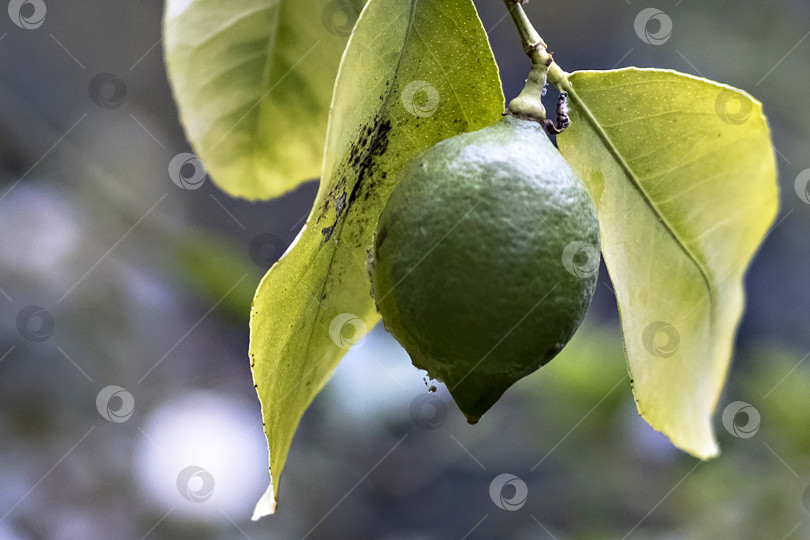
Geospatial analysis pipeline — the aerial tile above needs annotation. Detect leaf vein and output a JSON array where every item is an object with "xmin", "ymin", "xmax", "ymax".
[{"xmin": 568, "ymin": 88, "xmax": 714, "ymax": 296}]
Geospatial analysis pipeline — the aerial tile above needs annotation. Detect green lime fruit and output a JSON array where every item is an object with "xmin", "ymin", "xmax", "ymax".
[{"xmin": 369, "ymin": 115, "xmax": 600, "ymax": 422}]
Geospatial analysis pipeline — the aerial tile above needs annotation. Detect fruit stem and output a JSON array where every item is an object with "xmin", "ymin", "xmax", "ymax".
[{"xmin": 503, "ymin": 1, "xmax": 573, "ymax": 121}]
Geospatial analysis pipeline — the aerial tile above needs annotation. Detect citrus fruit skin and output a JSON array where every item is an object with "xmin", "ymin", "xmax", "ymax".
[{"xmin": 370, "ymin": 115, "xmax": 600, "ymax": 422}]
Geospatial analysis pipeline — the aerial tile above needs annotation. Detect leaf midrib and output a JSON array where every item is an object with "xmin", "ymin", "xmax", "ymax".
[
  {"xmin": 567, "ymin": 84, "xmax": 714, "ymax": 297},
  {"xmin": 267, "ymin": 0, "xmax": 421, "ymax": 481},
  {"xmin": 290, "ymin": 0, "xmax": 421, "ymax": 369}
]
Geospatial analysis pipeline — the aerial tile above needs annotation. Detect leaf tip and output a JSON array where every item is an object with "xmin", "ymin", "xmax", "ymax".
[
  {"xmin": 690, "ymin": 439, "xmax": 720, "ymax": 461},
  {"xmin": 654, "ymin": 414, "xmax": 720, "ymax": 461},
  {"xmin": 251, "ymin": 480, "xmax": 277, "ymax": 520}
]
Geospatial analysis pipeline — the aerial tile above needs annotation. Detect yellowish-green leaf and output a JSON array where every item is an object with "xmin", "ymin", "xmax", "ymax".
[
  {"xmin": 249, "ymin": 0, "xmax": 503, "ymax": 517},
  {"xmin": 164, "ymin": 0, "xmax": 365, "ymax": 200},
  {"xmin": 558, "ymin": 68, "xmax": 778, "ymax": 459}
]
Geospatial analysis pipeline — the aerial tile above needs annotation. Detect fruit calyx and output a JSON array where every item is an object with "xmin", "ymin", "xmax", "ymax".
[
  {"xmin": 503, "ymin": 0, "xmax": 573, "ymax": 134},
  {"xmin": 505, "ymin": 58, "xmax": 549, "ymax": 124}
]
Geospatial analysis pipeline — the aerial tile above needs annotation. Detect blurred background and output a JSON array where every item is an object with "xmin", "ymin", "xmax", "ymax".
[{"xmin": 1, "ymin": 0, "xmax": 809, "ymax": 538}]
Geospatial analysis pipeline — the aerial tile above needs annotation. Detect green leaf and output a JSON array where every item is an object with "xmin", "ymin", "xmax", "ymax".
[
  {"xmin": 164, "ymin": 0, "xmax": 365, "ymax": 200},
  {"xmin": 248, "ymin": 0, "xmax": 504, "ymax": 517},
  {"xmin": 557, "ymin": 68, "xmax": 778, "ymax": 459}
]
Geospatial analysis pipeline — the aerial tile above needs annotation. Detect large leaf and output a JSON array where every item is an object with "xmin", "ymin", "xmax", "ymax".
[
  {"xmin": 557, "ymin": 68, "xmax": 778, "ymax": 459},
  {"xmin": 249, "ymin": 0, "xmax": 504, "ymax": 517},
  {"xmin": 164, "ymin": 0, "xmax": 365, "ymax": 200}
]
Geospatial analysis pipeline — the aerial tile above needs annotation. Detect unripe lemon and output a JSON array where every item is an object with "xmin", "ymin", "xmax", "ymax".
[{"xmin": 370, "ymin": 115, "xmax": 600, "ymax": 422}]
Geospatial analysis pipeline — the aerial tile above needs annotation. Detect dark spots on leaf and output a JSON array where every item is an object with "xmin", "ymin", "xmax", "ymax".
[
  {"xmin": 321, "ymin": 220, "xmax": 337, "ymax": 241},
  {"xmin": 321, "ymin": 190, "xmax": 348, "ymax": 240},
  {"xmin": 320, "ymin": 115, "xmax": 393, "ymax": 243},
  {"xmin": 319, "ymin": 175, "xmax": 347, "ymax": 240}
]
